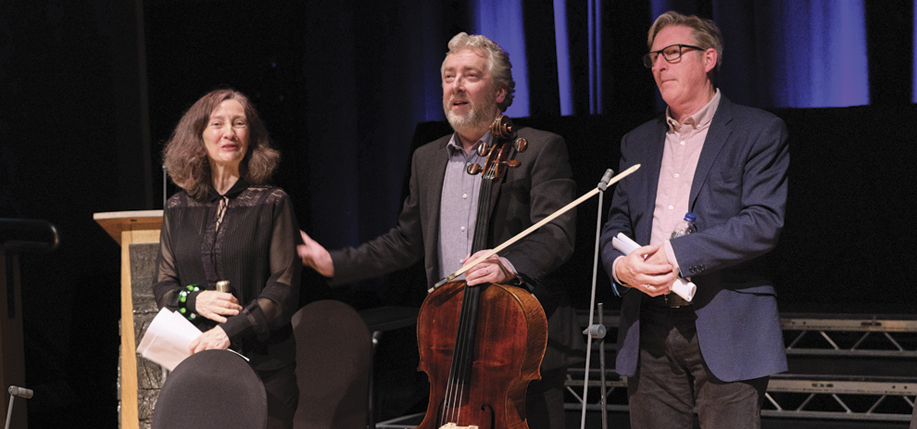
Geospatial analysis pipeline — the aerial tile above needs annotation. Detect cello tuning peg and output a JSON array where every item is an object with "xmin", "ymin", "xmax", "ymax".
[
  {"xmin": 475, "ymin": 141, "xmax": 489, "ymax": 157},
  {"xmin": 467, "ymin": 164, "xmax": 482, "ymax": 175},
  {"xmin": 514, "ymin": 138, "xmax": 527, "ymax": 152},
  {"xmin": 505, "ymin": 160, "xmax": 521, "ymax": 168}
]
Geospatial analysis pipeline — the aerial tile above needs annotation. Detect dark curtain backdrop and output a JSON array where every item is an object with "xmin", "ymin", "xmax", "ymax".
[{"xmin": 1, "ymin": 0, "xmax": 915, "ymax": 427}]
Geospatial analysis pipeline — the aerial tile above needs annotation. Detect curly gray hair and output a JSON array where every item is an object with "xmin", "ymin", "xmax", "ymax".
[{"xmin": 441, "ymin": 32, "xmax": 516, "ymax": 111}]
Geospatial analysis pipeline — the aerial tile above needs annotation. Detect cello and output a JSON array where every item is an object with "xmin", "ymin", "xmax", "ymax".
[{"xmin": 415, "ymin": 115, "xmax": 548, "ymax": 429}]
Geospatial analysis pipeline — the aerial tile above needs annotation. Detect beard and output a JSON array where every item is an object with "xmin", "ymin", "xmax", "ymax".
[{"xmin": 444, "ymin": 91, "xmax": 499, "ymax": 135}]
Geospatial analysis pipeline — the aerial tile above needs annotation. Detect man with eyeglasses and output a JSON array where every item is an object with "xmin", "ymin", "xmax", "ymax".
[{"xmin": 600, "ymin": 11, "xmax": 789, "ymax": 428}]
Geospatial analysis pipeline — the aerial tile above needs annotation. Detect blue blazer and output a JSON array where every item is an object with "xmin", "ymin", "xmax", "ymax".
[{"xmin": 600, "ymin": 96, "xmax": 789, "ymax": 382}]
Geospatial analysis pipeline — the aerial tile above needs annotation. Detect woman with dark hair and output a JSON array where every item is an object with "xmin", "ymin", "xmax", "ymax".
[{"xmin": 153, "ymin": 88, "xmax": 301, "ymax": 428}]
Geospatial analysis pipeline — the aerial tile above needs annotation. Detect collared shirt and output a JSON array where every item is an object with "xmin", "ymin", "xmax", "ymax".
[
  {"xmin": 438, "ymin": 131, "xmax": 492, "ymax": 279},
  {"xmin": 611, "ymin": 89, "xmax": 721, "ymax": 285},
  {"xmin": 656, "ymin": 89, "xmax": 721, "ymax": 270}
]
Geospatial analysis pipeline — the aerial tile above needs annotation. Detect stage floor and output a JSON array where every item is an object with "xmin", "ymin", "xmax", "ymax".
[{"xmin": 375, "ymin": 410, "xmax": 912, "ymax": 429}]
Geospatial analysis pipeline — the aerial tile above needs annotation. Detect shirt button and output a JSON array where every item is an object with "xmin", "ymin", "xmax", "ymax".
[
  {"xmin": 668, "ymin": 205, "xmax": 674, "ymax": 210},
  {"xmin": 460, "ymin": 226, "xmax": 466, "ymax": 232},
  {"xmin": 674, "ymin": 173, "xmax": 680, "ymax": 178},
  {"xmin": 680, "ymin": 141, "xmax": 686, "ymax": 145},
  {"xmin": 462, "ymin": 193, "xmax": 467, "ymax": 199}
]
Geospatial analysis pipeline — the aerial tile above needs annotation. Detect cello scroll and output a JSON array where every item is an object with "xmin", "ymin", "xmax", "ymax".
[{"xmin": 466, "ymin": 115, "xmax": 527, "ymax": 177}]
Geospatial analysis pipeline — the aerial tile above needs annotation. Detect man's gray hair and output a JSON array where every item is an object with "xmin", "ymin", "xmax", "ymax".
[
  {"xmin": 648, "ymin": 11, "xmax": 724, "ymax": 71},
  {"xmin": 442, "ymin": 32, "xmax": 516, "ymax": 111}
]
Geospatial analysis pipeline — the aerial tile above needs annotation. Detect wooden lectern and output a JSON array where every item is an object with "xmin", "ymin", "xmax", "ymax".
[{"xmin": 94, "ymin": 210, "xmax": 163, "ymax": 429}]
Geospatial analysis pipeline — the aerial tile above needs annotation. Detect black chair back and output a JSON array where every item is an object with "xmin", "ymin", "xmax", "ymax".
[
  {"xmin": 292, "ymin": 300, "xmax": 371, "ymax": 429},
  {"xmin": 152, "ymin": 349, "xmax": 267, "ymax": 429}
]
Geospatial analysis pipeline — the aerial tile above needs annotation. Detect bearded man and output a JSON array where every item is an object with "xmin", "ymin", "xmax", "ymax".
[{"xmin": 299, "ymin": 32, "xmax": 579, "ymax": 429}]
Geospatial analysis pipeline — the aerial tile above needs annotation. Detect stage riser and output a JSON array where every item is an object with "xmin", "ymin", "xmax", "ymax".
[{"xmin": 568, "ymin": 311, "xmax": 917, "ymax": 423}]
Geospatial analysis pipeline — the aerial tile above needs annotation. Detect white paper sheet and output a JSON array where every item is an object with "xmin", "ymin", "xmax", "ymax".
[{"xmin": 136, "ymin": 308, "xmax": 202, "ymax": 371}]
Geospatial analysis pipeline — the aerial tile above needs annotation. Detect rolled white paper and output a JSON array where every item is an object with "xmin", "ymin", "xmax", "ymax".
[
  {"xmin": 611, "ymin": 233, "xmax": 696, "ymax": 302},
  {"xmin": 611, "ymin": 235, "xmax": 639, "ymax": 255},
  {"xmin": 671, "ymin": 277, "xmax": 696, "ymax": 302}
]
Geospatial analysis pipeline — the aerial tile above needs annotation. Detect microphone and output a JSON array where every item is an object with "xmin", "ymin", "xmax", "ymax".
[
  {"xmin": 7, "ymin": 386, "xmax": 32, "ymax": 399},
  {"xmin": 6, "ymin": 385, "xmax": 32, "ymax": 429},
  {"xmin": 597, "ymin": 168, "xmax": 615, "ymax": 191}
]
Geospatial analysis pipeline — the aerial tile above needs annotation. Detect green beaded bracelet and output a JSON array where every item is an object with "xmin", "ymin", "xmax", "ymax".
[{"xmin": 178, "ymin": 284, "xmax": 201, "ymax": 321}]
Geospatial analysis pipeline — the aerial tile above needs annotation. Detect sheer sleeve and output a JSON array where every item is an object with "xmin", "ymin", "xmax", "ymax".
[
  {"xmin": 151, "ymin": 206, "xmax": 185, "ymax": 311},
  {"xmin": 220, "ymin": 190, "xmax": 302, "ymax": 342}
]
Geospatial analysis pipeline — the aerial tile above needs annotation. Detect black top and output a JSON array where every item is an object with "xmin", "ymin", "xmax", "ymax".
[{"xmin": 152, "ymin": 179, "xmax": 302, "ymax": 370}]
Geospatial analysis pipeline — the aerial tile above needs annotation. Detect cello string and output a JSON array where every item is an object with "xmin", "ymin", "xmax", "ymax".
[
  {"xmin": 442, "ymin": 286, "xmax": 460, "ymax": 424},
  {"xmin": 450, "ymin": 295, "xmax": 468, "ymax": 422},
  {"xmin": 445, "ymin": 306, "xmax": 462, "ymax": 424},
  {"xmin": 442, "ymin": 154, "xmax": 502, "ymax": 425},
  {"xmin": 455, "ymin": 282, "xmax": 484, "ymax": 424},
  {"xmin": 445, "ymin": 284, "xmax": 473, "ymax": 424},
  {"xmin": 454, "ymin": 162, "xmax": 495, "ymax": 424},
  {"xmin": 455, "ymin": 285, "xmax": 478, "ymax": 423}
]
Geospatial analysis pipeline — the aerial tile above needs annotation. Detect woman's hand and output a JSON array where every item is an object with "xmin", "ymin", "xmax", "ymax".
[
  {"xmin": 189, "ymin": 326, "xmax": 230, "ymax": 354},
  {"xmin": 195, "ymin": 291, "xmax": 242, "ymax": 323}
]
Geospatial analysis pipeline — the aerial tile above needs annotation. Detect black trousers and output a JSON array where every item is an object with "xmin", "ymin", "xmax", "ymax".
[
  {"xmin": 627, "ymin": 304, "xmax": 769, "ymax": 429},
  {"xmin": 259, "ymin": 364, "xmax": 299, "ymax": 429},
  {"xmin": 526, "ymin": 367, "xmax": 568, "ymax": 429}
]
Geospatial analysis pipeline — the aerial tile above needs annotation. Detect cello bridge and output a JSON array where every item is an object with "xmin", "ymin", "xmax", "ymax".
[{"xmin": 439, "ymin": 424, "xmax": 479, "ymax": 429}]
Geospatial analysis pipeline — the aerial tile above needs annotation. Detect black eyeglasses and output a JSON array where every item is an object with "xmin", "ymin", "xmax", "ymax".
[{"xmin": 642, "ymin": 44, "xmax": 704, "ymax": 68}]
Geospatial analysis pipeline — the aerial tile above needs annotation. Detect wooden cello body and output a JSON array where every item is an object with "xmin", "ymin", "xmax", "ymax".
[
  {"xmin": 414, "ymin": 116, "xmax": 548, "ymax": 429},
  {"xmin": 416, "ymin": 281, "xmax": 547, "ymax": 429}
]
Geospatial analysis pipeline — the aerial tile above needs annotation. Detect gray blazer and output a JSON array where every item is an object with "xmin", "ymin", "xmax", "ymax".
[
  {"xmin": 330, "ymin": 126, "xmax": 577, "ymax": 294},
  {"xmin": 600, "ymin": 96, "xmax": 790, "ymax": 382}
]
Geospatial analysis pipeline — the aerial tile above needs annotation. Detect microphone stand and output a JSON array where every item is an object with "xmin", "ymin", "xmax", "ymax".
[
  {"xmin": 579, "ymin": 172, "xmax": 614, "ymax": 429},
  {"xmin": 4, "ymin": 395, "xmax": 12, "ymax": 429},
  {"xmin": 162, "ymin": 164, "xmax": 167, "ymax": 207}
]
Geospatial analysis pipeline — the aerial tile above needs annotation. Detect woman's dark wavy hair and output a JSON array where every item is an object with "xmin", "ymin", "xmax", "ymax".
[{"xmin": 162, "ymin": 89, "xmax": 279, "ymax": 201}]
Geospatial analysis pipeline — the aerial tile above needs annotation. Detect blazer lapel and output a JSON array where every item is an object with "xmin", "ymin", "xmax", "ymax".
[
  {"xmin": 426, "ymin": 137, "xmax": 450, "ymax": 210},
  {"xmin": 639, "ymin": 119, "xmax": 667, "ymax": 242},
  {"xmin": 422, "ymin": 135, "xmax": 452, "ymax": 279},
  {"xmin": 690, "ymin": 96, "xmax": 735, "ymax": 210}
]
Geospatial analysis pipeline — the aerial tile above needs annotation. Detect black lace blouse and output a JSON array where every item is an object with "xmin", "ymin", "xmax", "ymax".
[{"xmin": 152, "ymin": 179, "xmax": 302, "ymax": 370}]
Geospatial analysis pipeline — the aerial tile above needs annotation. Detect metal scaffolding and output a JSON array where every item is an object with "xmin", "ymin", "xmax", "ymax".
[{"xmin": 566, "ymin": 312, "xmax": 917, "ymax": 422}]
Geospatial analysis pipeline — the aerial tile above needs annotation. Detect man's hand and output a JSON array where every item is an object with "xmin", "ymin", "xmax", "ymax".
[
  {"xmin": 195, "ymin": 291, "xmax": 242, "ymax": 323},
  {"xmin": 297, "ymin": 230, "xmax": 334, "ymax": 277},
  {"xmin": 643, "ymin": 245, "xmax": 670, "ymax": 266},
  {"xmin": 615, "ymin": 244, "xmax": 677, "ymax": 297},
  {"xmin": 463, "ymin": 250, "xmax": 516, "ymax": 286}
]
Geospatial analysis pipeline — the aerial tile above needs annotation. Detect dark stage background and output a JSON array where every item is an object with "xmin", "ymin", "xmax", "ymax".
[{"xmin": 1, "ymin": 0, "xmax": 915, "ymax": 427}]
